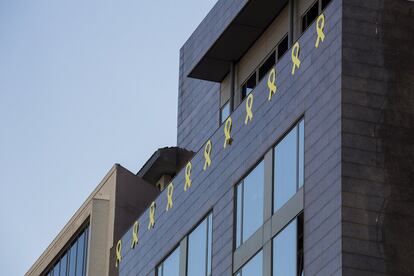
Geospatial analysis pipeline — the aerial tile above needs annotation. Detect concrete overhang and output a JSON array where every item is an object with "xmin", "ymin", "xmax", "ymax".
[
  {"xmin": 188, "ymin": 0, "xmax": 289, "ymax": 82},
  {"xmin": 137, "ymin": 147, "xmax": 195, "ymax": 185}
]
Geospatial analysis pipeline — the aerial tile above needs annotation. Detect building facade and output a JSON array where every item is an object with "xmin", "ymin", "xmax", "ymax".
[
  {"xmin": 117, "ymin": 0, "xmax": 414, "ymax": 275},
  {"xmin": 28, "ymin": 0, "xmax": 414, "ymax": 275}
]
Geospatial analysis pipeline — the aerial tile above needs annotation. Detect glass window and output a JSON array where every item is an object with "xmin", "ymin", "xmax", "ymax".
[
  {"xmin": 301, "ymin": 1, "xmax": 319, "ymax": 33},
  {"xmin": 241, "ymin": 74, "xmax": 257, "ymax": 100},
  {"xmin": 273, "ymin": 214, "xmax": 304, "ymax": 276},
  {"xmin": 321, "ymin": 0, "xmax": 332, "ymax": 10},
  {"xmin": 258, "ymin": 53, "xmax": 276, "ymax": 81},
  {"xmin": 274, "ymin": 120, "xmax": 304, "ymax": 212},
  {"xmin": 235, "ymin": 250, "xmax": 263, "ymax": 276},
  {"xmin": 220, "ymin": 101, "xmax": 231, "ymax": 124},
  {"xmin": 75, "ymin": 231, "xmax": 86, "ymax": 276},
  {"xmin": 68, "ymin": 241, "xmax": 77, "ymax": 276},
  {"xmin": 44, "ymin": 225, "xmax": 89, "ymax": 276},
  {"xmin": 277, "ymin": 35, "xmax": 289, "ymax": 60},
  {"xmin": 157, "ymin": 247, "xmax": 180, "ymax": 276},
  {"xmin": 273, "ymin": 220, "xmax": 297, "ymax": 276},
  {"xmin": 236, "ymin": 161, "xmax": 264, "ymax": 248},
  {"xmin": 187, "ymin": 213, "xmax": 213, "ymax": 276},
  {"xmin": 59, "ymin": 253, "xmax": 68, "ymax": 276}
]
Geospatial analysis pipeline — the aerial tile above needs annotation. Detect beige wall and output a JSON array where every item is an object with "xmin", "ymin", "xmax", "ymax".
[{"xmin": 236, "ymin": 5, "xmax": 289, "ymax": 89}]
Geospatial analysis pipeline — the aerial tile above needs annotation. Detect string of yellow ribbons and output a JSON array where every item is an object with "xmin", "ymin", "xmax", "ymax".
[{"xmin": 116, "ymin": 12, "xmax": 327, "ymax": 269}]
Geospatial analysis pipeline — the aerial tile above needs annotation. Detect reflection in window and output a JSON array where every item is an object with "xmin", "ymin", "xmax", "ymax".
[
  {"xmin": 273, "ymin": 214, "xmax": 304, "ymax": 276},
  {"xmin": 258, "ymin": 53, "xmax": 276, "ymax": 81},
  {"xmin": 241, "ymin": 74, "xmax": 257, "ymax": 101},
  {"xmin": 274, "ymin": 119, "xmax": 304, "ymax": 212},
  {"xmin": 43, "ymin": 224, "xmax": 89, "ymax": 276},
  {"xmin": 301, "ymin": 1, "xmax": 319, "ymax": 33},
  {"xmin": 187, "ymin": 213, "xmax": 213, "ymax": 276},
  {"xmin": 236, "ymin": 161, "xmax": 264, "ymax": 248},
  {"xmin": 220, "ymin": 101, "xmax": 231, "ymax": 124},
  {"xmin": 235, "ymin": 250, "xmax": 263, "ymax": 276},
  {"xmin": 157, "ymin": 247, "xmax": 180, "ymax": 276}
]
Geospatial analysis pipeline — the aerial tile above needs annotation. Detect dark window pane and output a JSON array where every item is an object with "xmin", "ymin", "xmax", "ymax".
[
  {"xmin": 273, "ymin": 219, "xmax": 297, "ymax": 276},
  {"xmin": 158, "ymin": 247, "xmax": 180, "ymax": 276},
  {"xmin": 220, "ymin": 101, "xmax": 231, "ymax": 124},
  {"xmin": 274, "ymin": 127, "xmax": 297, "ymax": 212},
  {"xmin": 322, "ymin": 0, "xmax": 332, "ymax": 10},
  {"xmin": 76, "ymin": 232, "xmax": 85, "ymax": 276},
  {"xmin": 68, "ymin": 242, "xmax": 77, "ymax": 276},
  {"xmin": 277, "ymin": 35, "xmax": 289, "ymax": 60},
  {"xmin": 301, "ymin": 1, "xmax": 319, "ymax": 33},
  {"xmin": 60, "ymin": 253, "xmax": 68, "ymax": 276},
  {"xmin": 236, "ymin": 250, "xmax": 263, "ymax": 276},
  {"xmin": 258, "ymin": 52, "xmax": 275, "ymax": 81},
  {"xmin": 298, "ymin": 120, "xmax": 304, "ymax": 188},
  {"xmin": 242, "ymin": 74, "xmax": 257, "ymax": 100},
  {"xmin": 187, "ymin": 219, "xmax": 208, "ymax": 276},
  {"xmin": 236, "ymin": 161, "xmax": 264, "ymax": 247}
]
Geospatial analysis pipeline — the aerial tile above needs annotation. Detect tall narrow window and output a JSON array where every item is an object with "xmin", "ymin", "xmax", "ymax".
[
  {"xmin": 235, "ymin": 250, "xmax": 263, "ymax": 276},
  {"xmin": 277, "ymin": 35, "xmax": 289, "ymax": 60},
  {"xmin": 236, "ymin": 161, "xmax": 264, "ymax": 248},
  {"xmin": 258, "ymin": 52, "xmax": 276, "ymax": 81},
  {"xmin": 68, "ymin": 240, "xmax": 77, "ymax": 276},
  {"xmin": 220, "ymin": 101, "xmax": 231, "ymax": 124},
  {"xmin": 241, "ymin": 74, "xmax": 257, "ymax": 101},
  {"xmin": 301, "ymin": 1, "xmax": 319, "ymax": 33},
  {"xmin": 59, "ymin": 252, "xmax": 68, "ymax": 276},
  {"xmin": 272, "ymin": 214, "xmax": 303, "ymax": 276},
  {"xmin": 157, "ymin": 247, "xmax": 180, "ymax": 276},
  {"xmin": 274, "ymin": 119, "xmax": 304, "ymax": 212},
  {"xmin": 187, "ymin": 213, "xmax": 213, "ymax": 276}
]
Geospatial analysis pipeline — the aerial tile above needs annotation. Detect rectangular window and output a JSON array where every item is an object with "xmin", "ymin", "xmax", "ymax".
[
  {"xmin": 236, "ymin": 161, "xmax": 264, "ymax": 248},
  {"xmin": 187, "ymin": 213, "xmax": 213, "ymax": 276},
  {"xmin": 235, "ymin": 250, "xmax": 263, "ymax": 276},
  {"xmin": 157, "ymin": 247, "xmax": 180, "ymax": 276},
  {"xmin": 301, "ymin": 1, "xmax": 319, "ymax": 33},
  {"xmin": 258, "ymin": 52, "xmax": 276, "ymax": 81},
  {"xmin": 273, "ymin": 119, "xmax": 304, "ymax": 212},
  {"xmin": 220, "ymin": 101, "xmax": 231, "ymax": 124},
  {"xmin": 272, "ymin": 214, "xmax": 303, "ymax": 276},
  {"xmin": 277, "ymin": 35, "xmax": 289, "ymax": 60},
  {"xmin": 241, "ymin": 73, "xmax": 257, "ymax": 101}
]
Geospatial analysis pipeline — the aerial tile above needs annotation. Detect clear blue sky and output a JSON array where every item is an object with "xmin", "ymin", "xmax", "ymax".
[{"xmin": 0, "ymin": 1, "xmax": 216, "ymax": 275}]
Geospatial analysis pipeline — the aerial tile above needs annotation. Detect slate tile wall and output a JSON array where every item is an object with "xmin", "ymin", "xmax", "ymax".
[
  {"xmin": 342, "ymin": 0, "xmax": 414, "ymax": 275},
  {"xmin": 119, "ymin": 0, "xmax": 343, "ymax": 275}
]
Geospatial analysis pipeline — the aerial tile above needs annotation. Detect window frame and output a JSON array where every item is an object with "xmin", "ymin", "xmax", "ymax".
[{"xmin": 234, "ymin": 159, "xmax": 265, "ymax": 249}]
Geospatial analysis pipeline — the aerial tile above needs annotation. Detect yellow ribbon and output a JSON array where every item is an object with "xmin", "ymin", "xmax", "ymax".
[
  {"xmin": 223, "ymin": 117, "xmax": 233, "ymax": 148},
  {"xmin": 131, "ymin": 221, "xmax": 139, "ymax": 249},
  {"xmin": 184, "ymin": 162, "xmax": 192, "ymax": 191},
  {"xmin": 291, "ymin": 42, "xmax": 301, "ymax": 75},
  {"xmin": 267, "ymin": 68, "xmax": 277, "ymax": 101},
  {"xmin": 115, "ymin": 240, "xmax": 122, "ymax": 268},
  {"xmin": 315, "ymin": 14, "xmax": 325, "ymax": 48},
  {"xmin": 148, "ymin": 201, "xmax": 156, "ymax": 230},
  {"xmin": 245, "ymin": 94, "xmax": 253, "ymax": 124},
  {"xmin": 203, "ymin": 140, "xmax": 212, "ymax": 171},
  {"xmin": 166, "ymin": 182, "xmax": 174, "ymax": 211}
]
